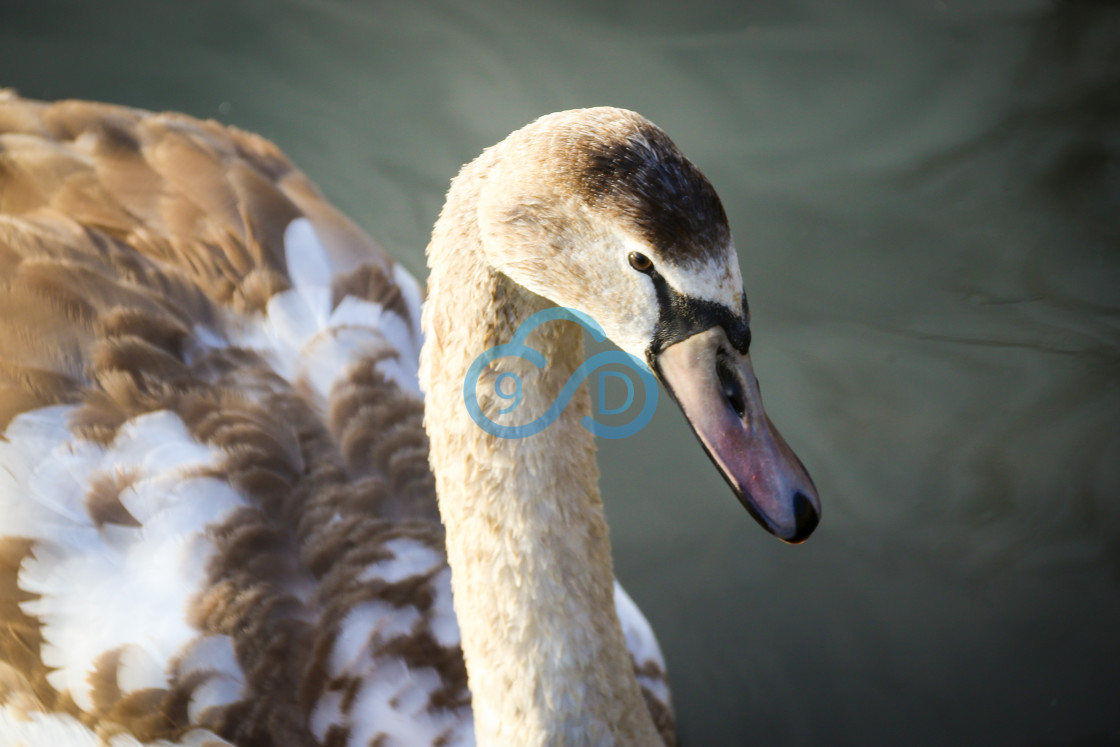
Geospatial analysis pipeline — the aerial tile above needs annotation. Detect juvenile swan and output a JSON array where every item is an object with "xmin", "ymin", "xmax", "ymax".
[{"xmin": 0, "ymin": 92, "xmax": 819, "ymax": 747}]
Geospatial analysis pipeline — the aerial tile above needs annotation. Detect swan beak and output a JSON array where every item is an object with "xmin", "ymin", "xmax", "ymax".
[{"xmin": 653, "ymin": 327, "xmax": 820, "ymax": 543}]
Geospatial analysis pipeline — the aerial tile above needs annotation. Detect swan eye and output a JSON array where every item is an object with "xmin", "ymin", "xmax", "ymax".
[{"xmin": 628, "ymin": 252, "xmax": 654, "ymax": 273}]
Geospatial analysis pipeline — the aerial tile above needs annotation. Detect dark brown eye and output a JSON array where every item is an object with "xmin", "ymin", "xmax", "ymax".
[{"xmin": 628, "ymin": 251, "xmax": 654, "ymax": 273}]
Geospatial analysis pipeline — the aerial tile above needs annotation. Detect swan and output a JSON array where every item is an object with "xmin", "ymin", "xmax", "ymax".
[{"xmin": 0, "ymin": 90, "xmax": 820, "ymax": 746}]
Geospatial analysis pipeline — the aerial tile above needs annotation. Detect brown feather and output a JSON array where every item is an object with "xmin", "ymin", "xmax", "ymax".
[
  {"xmin": 0, "ymin": 93, "xmax": 438, "ymax": 745},
  {"xmin": 0, "ymin": 92, "xmax": 675, "ymax": 746}
]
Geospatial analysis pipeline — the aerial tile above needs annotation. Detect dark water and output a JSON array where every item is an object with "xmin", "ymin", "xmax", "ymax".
[{"xmin": 4, "ymin": 1, "xmax": 1119, "ymax": 744}]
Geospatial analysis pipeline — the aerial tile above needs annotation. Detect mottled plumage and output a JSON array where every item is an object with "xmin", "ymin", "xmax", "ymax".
[{"xmin": 0, "ymin": 92, "xmax": 676, "ymax": 747}]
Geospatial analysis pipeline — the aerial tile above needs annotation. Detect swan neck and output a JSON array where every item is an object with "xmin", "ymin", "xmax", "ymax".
[{"xmin": 420, "ymin": 154, "xmax": 660, "ymax": 745}]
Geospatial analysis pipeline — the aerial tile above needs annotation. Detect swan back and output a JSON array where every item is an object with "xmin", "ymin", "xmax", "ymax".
[
  {"xmin": 0, "ymin": 92, "xmax": 471, "ymax": 746},
  {"xmin": 0, "ymin": 92, "xmax": 677, "ymax": 746}
]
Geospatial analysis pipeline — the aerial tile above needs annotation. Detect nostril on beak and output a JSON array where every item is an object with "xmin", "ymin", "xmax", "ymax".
[
  {"xmin": 788, "ymin": 491, "xmax": 819, "ymax": 543},
  {"xmin": 715, "ymin": 354, "xmax": 747, "ymax": 418}
]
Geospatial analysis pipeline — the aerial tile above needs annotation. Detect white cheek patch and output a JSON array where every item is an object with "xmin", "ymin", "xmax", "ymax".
[
  {"xmin": 557, "ymin": 236, "xmax": 659, "ymax": 361},
  {"xmin": 666, "ymin": 257, "xmax": 743, "ymax": 310},
  {"xmin": 605, "ymin": 236, "xmax": 744, "ymax": 358},
  {"xmin": 629, "ymin": 236, "xmax": 743, "ymax": 311},
  {"xmin": 599, "ymin": 281, "xmax": 660, "ymax": 362}
]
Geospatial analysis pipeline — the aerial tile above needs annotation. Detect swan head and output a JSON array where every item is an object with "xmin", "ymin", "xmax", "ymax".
[{"xmin": 476, "ymin": 107, "xmax": 820, "ymax": 543}]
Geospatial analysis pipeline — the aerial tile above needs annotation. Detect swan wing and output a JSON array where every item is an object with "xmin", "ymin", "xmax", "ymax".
[
  {"xmin": 614, "ymin": 581, "xmax": 676, "ymax": 745},
  {"xmin": 0, "ymin": 92, "xmax": 470, "ymax": 746}
]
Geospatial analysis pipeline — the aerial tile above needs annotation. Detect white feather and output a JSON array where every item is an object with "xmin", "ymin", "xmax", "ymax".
[
  {"xmin": 0, "ymin": 709, "xmax": 107, "ymax": 747},
  {"xmin": 4, "ymin": 406, "xmax": 249, "ymax": 713},
  {"xmin": 0, "ymin": 708, "xmax": 233, "ymax": 747},
  {"xmin": 115, "ymin": 644, "xmax": 167, "ymax": 696},
  {"xmin": 220, "ymin": 219, "xmax": 425, "ymax": 409},
  {"xmin": 0, "ymin": 207, "xmax": 669, "ymax": 745},
  {"xmin": 177, "ymin": 635, "xmax": 242, "ymax": 680},
  {"xmin": 345, "ymin": 658, "xmax": 472, "ymax": 747},
  {"xmin": 312, "ymin": 540, "xmax": 468, "ymax": 746},
  {"xmin": 326, "ymin": 296, "xmax": 380, "ymax": 330},
  {"xmin": 284, "ymin": 217, "xmax": 335, "ymax": 291},
  {"xmin": 301, "ymin": 326, "xmax": 384, "ymax": 402},
  {"xmin": 392, "ymin": 262, "xmax": 425, "ymax": 352},
  {"xmin": 309, "ymin": 689, "xmax": 345, "ymax": 743},
  {"xmin": 358, "ymin": 538, "xmax": 443, "ymax": 585},
  {"xmin": 329, "ymin": 600, "xmax": 420, "ymax": 678},
  {"xmin": 613, "ymin": 581, "xmax": 671, "ymax": 707},
  {"xmin": 186, "ymin": 675, "xmax": 243, "ymax": 724},
  {"xmin": 24, "ymin": 441, "xmax": 100, "ymax": 526},
  {"xmin": 613, "ymin": 581, "xmax": 664, "ymax": 668},
  {"xmin": 428, "ymin": 568, "xmax": 460, "ymax": 648},
  {"xmin": 262, "ymin": 288, "xmax": 330, "ymax": 377}
]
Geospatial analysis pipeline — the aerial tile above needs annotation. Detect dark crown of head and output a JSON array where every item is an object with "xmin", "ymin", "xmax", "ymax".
[{"xmin": 575, "ymin": 123, "xmax": 730, "ymax": 266}]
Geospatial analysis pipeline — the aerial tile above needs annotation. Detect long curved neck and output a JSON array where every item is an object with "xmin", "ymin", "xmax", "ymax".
[{"xmin": 420, "ymin": 154, "xmax": 660, "ymax": 745}]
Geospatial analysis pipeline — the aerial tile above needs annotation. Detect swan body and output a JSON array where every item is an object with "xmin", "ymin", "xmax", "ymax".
[{"xmin": 0, "ymin": 91, "xmax": 819, "ymax": 746}]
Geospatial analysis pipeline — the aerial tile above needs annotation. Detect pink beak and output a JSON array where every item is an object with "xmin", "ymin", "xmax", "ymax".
[{"xmin": 654, "ymin": 327, "xmax": 820, "ymax": 543}]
